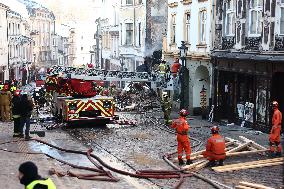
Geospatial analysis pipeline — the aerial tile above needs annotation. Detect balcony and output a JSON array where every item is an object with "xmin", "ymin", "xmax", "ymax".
[
  {"xmin": 222, "ymin": 36, "xmax": 235, "ymax": 50},
  {"xmin": 245, "ymin": 37, "xmax": 261, "ymax": 51},
  {"xmin": 275, "ymin": 36, "xmax": 284, "ymax": 51}
]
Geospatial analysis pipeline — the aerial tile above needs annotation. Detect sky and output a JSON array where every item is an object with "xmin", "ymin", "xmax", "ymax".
[{"xmin": 34, "ymin": 0, "xmax": 101, "ymax": 25}]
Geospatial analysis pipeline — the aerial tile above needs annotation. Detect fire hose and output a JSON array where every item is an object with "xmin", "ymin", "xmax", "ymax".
[{"xmin": 0, "ymin": 138, "xmax": 193, "ymax": 188}]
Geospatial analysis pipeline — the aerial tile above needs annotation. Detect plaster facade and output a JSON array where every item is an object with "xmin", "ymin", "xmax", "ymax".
[
  {"xmin": 164, "ymin": 0, "xmax": 214, "ymax": 114},
  {"xmin": 0, "ymin": 3, "xmax": 9, "ymax": 81}
]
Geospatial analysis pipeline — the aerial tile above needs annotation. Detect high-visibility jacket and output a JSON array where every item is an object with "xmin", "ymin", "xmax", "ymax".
[
  {"xmin": 159, "ymin": 63, "xmax": 166, "ymax": 74},
  {"xmin": 270, "ymin": 125, "xmax": 281, "ymax": 143},
  {"xmin": 171, "ymin": 62, "xmax": 181, "ymax": 73},
  {"xmin": 0, "ymin": 84, "xmax": 4, "ymax": 90},
  {"xmin": 202, "ymin": 134, "xmax": 226, "ymax": 161},
  {"xmin": 26, "ymin": 178, "xmax": 56, "ymax": 189},
  {"xmin": 10, "ymin": 86, "xmax": 17, "ymax": 92},
  {"xmin": 272, "ymin": 108, "xmax": 282, "ymax": 126},
  {"xmin": 171, "ymin": 116, "xmax": 189, "ymax": 142}
]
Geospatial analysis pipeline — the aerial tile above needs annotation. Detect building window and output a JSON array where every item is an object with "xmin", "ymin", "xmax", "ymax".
[
  {"xmin": 125, "ymin": 23, "xmax": 133, "ymax": 45},
  {"xmin": 126, "ymin": 0, "xmax": 133, "ymax": 5},
  {"xmin": 280, "ymin": 1, "xmax": 284, "ymax": 35},
  {"xmin": 171, "ymin": 14, "xmax": 176, "ymax": 44},
  {"xmin": 184, "ymin": 13, "xmax": 191, "ymax": 43},
  {"xmin": 249, "ymin": 0, "xmax": 263, "ymax": 35},
  {"xmin": 120, "ymin": 23, "xmax": 123, "ymax": 45},
  {"xmin": 225, "ymin": 0, "xmax": 235, "ymax": 36},
  {"xmin": 199, "ymin": 10, "xmax": 206, "ymax": 44},
  {"xmin": 137, "ymin": 0, "xmax": 142, "ymax": 4},
  {"xmin": 138, "ymin": 22, "xmax": 141, "ymax": 46}
]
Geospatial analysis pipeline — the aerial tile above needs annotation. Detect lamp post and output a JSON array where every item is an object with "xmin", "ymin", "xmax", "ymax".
[{"xmin": 179, "ymin": 41, "xmax": 189, "ymax": 110}]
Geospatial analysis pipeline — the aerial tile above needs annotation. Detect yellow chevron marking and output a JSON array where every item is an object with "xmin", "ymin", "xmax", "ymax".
[
  {"xmin": 97, "ymin": 100, "xmax": 113, "ymax": 116},
  {"xmin": 96, "ymin": 101, "xmax": 111, "ymax": 117},
  {"xmin": 76, "ymin": 101, "xmax": 86, "ymax": 113},
  {"xmin": 82, "ymin": 102, "xmax": 97, "ymax": 111}
]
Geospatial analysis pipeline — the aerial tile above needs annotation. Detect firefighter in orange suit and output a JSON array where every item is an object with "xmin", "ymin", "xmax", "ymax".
[
  {"xmin": 171, "ymin": 109, "xmax": 192, "ymax": 165},
  {"xmin": 269, "ymin": 101, "xmax": 282, "ymax": 157},
  {"xmin": 202, "ymin": 126, "xmax": 226, "ymax": 166},
  {"xmin": 0, "ymin": 85, "xmax": 12, "ymax": 121}
]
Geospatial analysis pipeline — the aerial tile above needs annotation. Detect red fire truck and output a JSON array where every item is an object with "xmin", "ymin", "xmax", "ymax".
[{"xmin": 45, "ymin": 66, "xmax": 160, "ymax": 125}]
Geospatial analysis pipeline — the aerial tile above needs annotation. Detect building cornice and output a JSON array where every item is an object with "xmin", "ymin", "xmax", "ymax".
[
  {"xmin": 168, "ymin": 2, "xmax": 178, "ymax": 8},
  {"xmin": 181, "ymin": 0, "xmax": 192, "ymax": 5}
]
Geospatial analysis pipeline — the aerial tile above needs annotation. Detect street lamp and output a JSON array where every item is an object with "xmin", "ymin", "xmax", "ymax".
[{"xmin": 178, "ymin": 41, "xmax": 189, "ymax": 110}]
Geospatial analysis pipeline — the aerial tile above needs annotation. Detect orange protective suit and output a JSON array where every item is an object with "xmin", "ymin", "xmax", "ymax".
[
  {"xmin": 171, "ymin": 116, "xmax": 191, "ymax": 160},
  {"xmin": 171, "ymin": 62, "xmax": 181, "ymax": 78},
  {"xmin": 202, "ymin": 134, "xmax": 226, "ymax": 161},
  {"xmin": 269, "ymin": 108, "xmax": 282, "ymax": 153}
]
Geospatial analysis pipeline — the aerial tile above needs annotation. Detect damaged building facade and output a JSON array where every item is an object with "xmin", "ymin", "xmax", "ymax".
[
  {"xmin": 163, "ymin": 0, "xmax": 214, "ymax": 114},
  {"xmin": 119, "ymin": 0, "xmax": 167, "ymax": 72},
  {"xmin": 212, "ymin": 0, "xmax": 284, "ymax": 132}
]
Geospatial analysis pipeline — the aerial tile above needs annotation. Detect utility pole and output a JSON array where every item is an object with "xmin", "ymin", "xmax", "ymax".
[{"xmin": 95, "ymin": 17, "xmax": 101, "ymax": 69}]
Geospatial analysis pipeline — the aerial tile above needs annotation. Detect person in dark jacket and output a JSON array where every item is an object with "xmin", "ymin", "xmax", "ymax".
[
  {"xmin": 12, "ymin": 90, "xmax": 23, "ymax": 137},
  {"xmin": 18, "ymin": 161, "xmax": 56, "ymax": 189},
  {"xmin": 19, "ymin": 94, "xmax": 34, "ymax": 140}
]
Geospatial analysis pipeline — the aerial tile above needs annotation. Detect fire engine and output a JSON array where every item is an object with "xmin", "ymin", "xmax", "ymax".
[{"xmin": 45, "ymin": 65, "xmax": 168, "ymax": 125}]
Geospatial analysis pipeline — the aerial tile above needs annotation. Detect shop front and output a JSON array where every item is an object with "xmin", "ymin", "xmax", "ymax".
[{"xmin": 212, "ymin": 54, "xmax": 274, "ymax": 133}]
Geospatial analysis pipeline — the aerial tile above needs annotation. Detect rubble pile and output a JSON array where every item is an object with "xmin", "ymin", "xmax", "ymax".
[{"xmin": 114, "ymin": 82, "xmax": 160, "ymax": 112}]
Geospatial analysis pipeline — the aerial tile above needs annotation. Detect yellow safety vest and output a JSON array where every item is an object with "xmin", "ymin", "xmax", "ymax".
[
  {"xmin": 159, "ymin": 64, "xmax": 166, "ymax": 74},
  {"xmin": 0, "ymin": 84, "xmax": 3, "ymax": 90},
  {"xmin": 10, "ymin": 86, "xmax": 16, "ymax": 92},
  {"xmin": 26, "ymin": 178, "xmax": 56, "ymax": 189}
]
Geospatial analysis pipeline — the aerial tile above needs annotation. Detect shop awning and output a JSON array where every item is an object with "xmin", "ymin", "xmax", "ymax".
[{"xmin": 212, "ymin": 51, "xmax": 284, "ymax": 62}]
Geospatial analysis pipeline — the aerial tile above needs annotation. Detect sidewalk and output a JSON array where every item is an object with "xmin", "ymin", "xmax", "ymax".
[{"xmin": 0, "ymin": 121, "xmax": 156, "ymax": 189}]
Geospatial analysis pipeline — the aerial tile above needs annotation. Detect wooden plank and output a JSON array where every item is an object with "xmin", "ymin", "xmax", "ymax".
[
  {"xmin": 192, "ymin": 160, "xmax": 209, "ymax": 171},
  {"xmin": 214, "ymin": 157, "xmax": 284, "ymax": 169},
  {"xmin": 227, "ymin": 142, "xmax": 252, "ymax": 153},
  {"xmin": 225, "ymin": 137, "xmax": 242, "ymax": 145},
  {"xmin": 213, "ymin": 161, "xmax": 284, "ymax": 172},
  {"xmin": 174, "ymin": 141, "xmax": 241, "ymax": 161},
  {"xmin": 181, "ymin": 160, "xmax": 207, "ymax": 170},
  {"xmin": 226, "ymin": 149, "xmax": 268, "ymax": 157},
  {"xmin": 239, "ymin": 136, "xmax": 267, "ymax": 150},
  {"xmin": 235, "ymin": 185, "xmax": 255, "ymax": 189},
  {"xmin": 191, "ymin": 146, "xmax": 235, "ymax": 160},
  {"xmin": 239, "ymin": 181, "xmax": 275, "ymax": 189}
]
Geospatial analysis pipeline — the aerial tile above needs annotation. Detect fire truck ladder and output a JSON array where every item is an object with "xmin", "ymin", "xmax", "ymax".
[{"xmin": 49, "ymin": 66, "xmax": 176, "ymax": 90}]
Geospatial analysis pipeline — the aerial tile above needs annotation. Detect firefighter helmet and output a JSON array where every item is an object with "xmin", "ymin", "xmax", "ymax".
[
  {"xmin": 103, "ymin": 89, "xmax": 109, "ymax": 96},
  {"xmin": 272, "ymin": 101, "xmax": 279, "ymax": 107},
  {"xmin": 211, "ymin": 126, "xmax": 219, "ymax": 134},
  {"xmin": 179, "ymin": 109, "xmax": 189, "ymax": 117},
  {"xmin": 14, "ymin": 90, "xmax": 21, "ymax": 96}
]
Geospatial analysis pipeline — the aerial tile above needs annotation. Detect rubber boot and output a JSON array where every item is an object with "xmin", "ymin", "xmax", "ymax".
[
  {"xmin": 269, "ymin": 151, "xmax": 276, "ymax": 158},
  {"xmin": 275, "ymin": 152, "xmax": 282, "ymax": 157},
  {"xmin": 218, "ymin": 159, "xmax": 224, "ymax": 166},
  {"xmin": 178, "ymin": 159, "xmax": 184, "ymax": 166},
  {"xmin": 186, "ymin": 159, "xmax": 193, "ymax": 165},
  {"xmin": 208, "ymin": 160, "xmax": 216, "ymax": 167}
]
